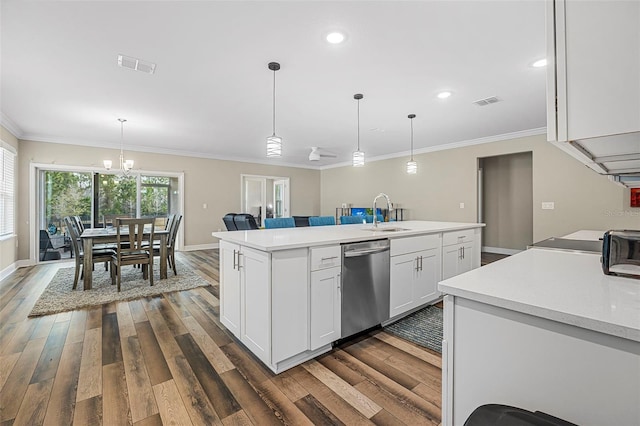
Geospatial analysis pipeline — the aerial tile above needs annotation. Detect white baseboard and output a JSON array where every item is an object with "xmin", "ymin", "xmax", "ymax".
[
  {"xmin": 182, "ymin": 243, "xmax": 219, "ymax": 252},
  {"xmin": 482, "ymin": 246, "xmax": 522, "ymax": 256},
  {"xmin": 0, "ymin": 263, "xmax": 17, "ymax": 282}
]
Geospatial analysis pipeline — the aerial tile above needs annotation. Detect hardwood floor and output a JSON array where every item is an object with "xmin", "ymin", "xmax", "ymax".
[{"xmin": 0, "ymin": 250, "xmax": 442, "ymax": 425}]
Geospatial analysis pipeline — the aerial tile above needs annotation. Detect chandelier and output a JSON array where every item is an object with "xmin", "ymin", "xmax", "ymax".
[{"xmin": 104, "ymin": 118, "xmax": 134, "ymax": 175}]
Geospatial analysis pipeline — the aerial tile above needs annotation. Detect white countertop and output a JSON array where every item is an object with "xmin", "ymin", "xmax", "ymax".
[
  {"xmin": 212, "ymin": 220, "xmax": 484, "ymax": 251},
  {"xmin": 438, "ymin": 248, "xmax": 640, "ymax": 342}
]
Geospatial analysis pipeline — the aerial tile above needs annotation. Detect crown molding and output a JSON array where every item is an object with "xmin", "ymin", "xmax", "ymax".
[{"xmin": 0, "ymin": 112, "xmax": 25, "ymax": 139}]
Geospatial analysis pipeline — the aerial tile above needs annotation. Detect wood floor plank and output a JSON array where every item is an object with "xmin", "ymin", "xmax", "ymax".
[
  {"xmin": 374, "ymin": 332, "xmax": 442, "ymax": 369},
  {"xmin": 12, "ymin": 378, "xmax": 54, "ymax": 426},
  {"xmin": 128, "ymin": 300, "xmax": 148, "ymax": 323},
  {"xmin": 76, "ymin": 327, "xmax": 102, "ymax": 402},
  {"xmin": 117, "ymin": 302, "xmax": 137, "ymax": 339},
  {"xmin": 369, "ymin": 408, "xmax": 407, "ymax": 426},
  {"xmin": 152, "ymin": 380, "xmax": 193, "ymax": 426},
  {"xmin": 30, "ymin": 314, "xmax": 56, "ymax": 341},
  {"xmin": 102, "ymin": 312, "xmax": 122, "ymax": 365},
  {"xmin": 269, "ymin": 370, "xmax": 309, "ymax": 402},
  {"xmin": 65, "ymin": 310, "xmax": 88, "ymax": 345},
  {"xmin": 73, "ymin": 395, "xmax": 102, "ymax": 426},
  {"xmin": 287, "ymin": 366, "xmax": 374, "ymax": 426},
  {"xmin": 183, "ymin": 296, "xmax": 232, "ymax": 347},
  {"xmin": 412, "ymin": 382, "xmax": 442, "ymax": 410},
  {"xmin": 134, "ymin": 321, "xmax": 172, "ymax": 386},
  {"xmin": 219, "ymin": 342, "xmax": 274, "ymax": 386},
  {"xmin": 294, "ymin": 394, "xmax": 346, "ymax": 426},
  {"xmin": 220, "ymin": 410, "xmax": 254, "ymax": 426},
  {"xmin": 156, "ymin": 299, "xmax": 188, "ymax": 336},
  {"xmin": 85, "ymin": 307, "xmax": 102, "ymax": 330},
  {"xmin": 253, "ymin": 378, "xmax": 315, "ymax": 426},
  {"xmin": 121, "ymin": 335, "xmax": 159, "ymax": 423},
  {"xmin": 0, "ymin": 353, "xmax": 21, "ymax": 391},
  {"xmin": 102, "ymin": 361, "xmax": 132, "ymax": 426},
  {"xmin": 181, "ymin": 316, "xmax": 235, "ymax": 374},
  {"xmin": 175, "ymin": 333, "xmax": 241, "ymax": 419},
  {"xmin": 42, "ymin": 341, "xmax": 83, "ymax": 425},
  {"xmin": 384, "ymin": 354, "xmax": 441, "ymax": 392},
  {"xmin": 302, "ymin": 359, "xmax": 382, "ymax": 419},
  {"xmin": 171, "ymin": 354, "xmax": 224, "ymax": 425},
  {"xmin": 30, "ymin": 320, "xmax": 70, "ymax": 384},
  {"xmin": 134, "ymin": 413, "xmax": 163, "ymax": 426},
  {"xmin": 317, "ymin": 351, "xmax": 367, "ymax": 386},
  {"xmin": 0, "ymin": 317, "xmax": 40, "ymax": 356},
  {"xmin": 0, "ymin": 338, "xmax": 47, "ymax": 422},
  {"xmin": 219, "ymin": 369, "xmax": 281, "ymax": 426},
  {"xmin": 164, "ymin": 292, "xmax": 191, "ymax": 318}
]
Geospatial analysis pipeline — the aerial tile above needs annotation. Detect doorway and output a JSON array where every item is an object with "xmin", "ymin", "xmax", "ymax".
[
  {"xmin": 478, "ymin": 152, "xmax": 533, "ymax": 254},
  {"xmin": 241, "ymin": 175, "xmax": 290, "ymax": 227}
]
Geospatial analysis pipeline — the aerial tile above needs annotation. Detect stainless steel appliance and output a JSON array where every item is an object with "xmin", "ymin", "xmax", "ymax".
[
  {"xmin": 602, "ymin": 230, "xmax": 640, "ymax": 279},
  {"xmin": 341, "ymin": 239, "xmax": 390, "ymax": 339}
]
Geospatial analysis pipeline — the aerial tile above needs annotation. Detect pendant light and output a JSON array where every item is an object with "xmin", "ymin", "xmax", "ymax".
[
  {"xmin": 104, "ymin": 118, "xmax": 134, "ymax": 175},
  {"xmin": 352, "ymin": 93, "xmax": 365, "ymax": 167},
  {"xmin": 266, "ymin": 62, "xmax": 282, "ymax": 157},
  {"xmin": 406, "ymin": 114, "xmax": 417, "ymax": 174}
]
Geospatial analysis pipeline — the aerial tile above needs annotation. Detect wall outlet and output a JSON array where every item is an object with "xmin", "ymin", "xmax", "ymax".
[
  {"xmin": 202, "ymin": 203, "xmax": 207, "ymax": 209},
  {"xmin": 542, "ymin": 202, "xmax": 555, "ymax": 210},
  {"xmin": 459, "ymin": 202, "xmax": 465, "ymax": 209}
]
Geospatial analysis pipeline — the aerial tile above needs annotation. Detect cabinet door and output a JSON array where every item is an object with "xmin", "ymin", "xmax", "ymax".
[
  {"xmin": 219, "ymin": 241, "xmax": 241, "ymax": 337},
  {"xmin": 442, "ymin": 244, "xmax": 461, "ymax": 281},
  {"xmin": 241, "ymin": 247, "xmax": 271, "ymax": 365},
  {"xmin": 458, "ymin": 242, "xmax": 475, "ymax": 276},
  {"xmin": 310, "ymin": 267, "xmax": 341, "ymax": 350},
  {"xmin": 390, "ymin": 253, "xmax": 417, "ymax": 317},
  {"xmin": 414, "ymin": 247, "xmax": 441, "ymax": 306}
]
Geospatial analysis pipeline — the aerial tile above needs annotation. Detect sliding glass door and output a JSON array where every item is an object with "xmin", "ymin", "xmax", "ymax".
[{"xmin": 38, "ymin": 168, "xmax": 181, "ymax": 262}]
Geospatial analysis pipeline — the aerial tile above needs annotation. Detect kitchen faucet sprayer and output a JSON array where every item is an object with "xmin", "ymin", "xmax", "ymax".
[{"xmin": 372, "ymin": 193, "xmax": 393, "ymax": 228}]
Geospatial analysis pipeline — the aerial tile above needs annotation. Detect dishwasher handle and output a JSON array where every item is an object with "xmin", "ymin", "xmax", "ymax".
[{"xmin": 343, "ymin": 247, "xmax": 390, "ymax": 257}]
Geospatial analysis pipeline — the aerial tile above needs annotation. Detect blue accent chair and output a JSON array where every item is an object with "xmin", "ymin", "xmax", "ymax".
[
  {"xmin": 365, "ymin": 214, "xmax": 384, "ymax": 223},
  {"xmin": 340, "ymin": 215, "xmax": 364, "ymax": 225},
  {"xmin": 264, "ymin": 217, "xmax": 296, "ymax": 229},
  {"xmin": 308, "ymin": 216, "xmax": 336, "ymax": 226}
]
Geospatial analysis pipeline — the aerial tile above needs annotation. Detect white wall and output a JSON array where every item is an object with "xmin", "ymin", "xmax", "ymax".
[{"xmin": 321, "ymin": 134, "xmax": 638, "ymax": 242}]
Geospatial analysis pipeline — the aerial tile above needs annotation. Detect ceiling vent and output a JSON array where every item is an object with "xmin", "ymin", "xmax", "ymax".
[
  {"xmin": 473, "ymin": 96, "xmax": 500, "ymax": 106},
  {"xmin": 117, "ymin": 54, "xmax": 156, "ymax": 75}
]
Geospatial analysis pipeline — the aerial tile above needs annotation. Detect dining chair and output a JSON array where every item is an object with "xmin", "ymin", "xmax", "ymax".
[
  {"xmin": 308, "ymin": 216, "xmax": 336, "ymax": 226},
  {"xmin": 264, "ymin": 217, "xmax": 295, "ymax": 229},
  {"xmin": 293, "ymin": 216, "xmax": 311, "ymax": 227},
  {"xmin": 365, "ymin": 214, "xmax": 385, "ymax": 223},
  {"xmin": 64, "ymin": 217, "xmax": 114, "ymax": 290},
  {"xmin": 223, "ymin": 213, "xmax": 238, "ymax": 231},
  {"xmin": 147, "ymin": 214, "xmax": 182, "ymax": 276},
  {"xmin": 111, "ymin": 218, "xmax": 154, "ymax": 292},
  {"xmin": 340, "ymin": 215, "xmax": 365, "ymax": 225},
  {"xmin": 233, "ymin": 213, "xmax": 259, "ymax": 230}
]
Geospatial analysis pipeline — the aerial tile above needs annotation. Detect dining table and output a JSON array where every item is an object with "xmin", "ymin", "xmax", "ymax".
[{"xmin": 80, "ymin": 227, "xmax": 170, "ymax": 290}]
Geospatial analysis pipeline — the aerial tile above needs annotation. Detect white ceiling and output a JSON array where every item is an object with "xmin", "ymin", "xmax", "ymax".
[{"xmin": 1, "ymin": 1, "xmax": 547, "ymax": 168}]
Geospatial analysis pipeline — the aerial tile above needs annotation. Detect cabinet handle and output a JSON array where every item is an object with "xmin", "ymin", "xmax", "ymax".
[
  {"xmin": 415, "ymin": 256, "xmax": 420, "ymax": 271},
  {"xmin": 321, "ymin": 256, "xmax": 338, "ymax": 262},
  {"xmin": 462, "ymin": 246, "xmax": 465, "ymax": 259},
  {"xmin": 420, "ymin": 256, "xmax": 423, "ymax": 271},
  {"xmin": 233, "ymin": 249, "xmax": 238, "ymax": 270},
  {"xmin": 337, "ymin": 273, "xmax": 341, "ymax": 290},
  {"xmin": 459, "ymin": 247, "xmax": 462, "ymax": 260},
  {"xmin": 237, "ymin": 252, "xmax": 243, "ymax": 269}
]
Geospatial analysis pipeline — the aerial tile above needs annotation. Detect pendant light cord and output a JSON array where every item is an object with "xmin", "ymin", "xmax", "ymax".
[
  {"xmin": 410, "ymin": 117, "xmax": 414, "ymax": 161},
  {"xmin": 272, "ymin": 69, "xmax": 276, "ymax": 136},
  {"xmin": 357, "ymin": 98, "xmax": 360, "ymax": 151}
]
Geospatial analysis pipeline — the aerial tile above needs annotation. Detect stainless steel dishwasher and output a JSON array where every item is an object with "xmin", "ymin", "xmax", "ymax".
[{"xmin": 341, "ymin": 239, "xmax": 390, "ymax": 339}]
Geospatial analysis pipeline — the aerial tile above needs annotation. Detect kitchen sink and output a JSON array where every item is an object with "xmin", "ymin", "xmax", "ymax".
[{"xmin": 364, "ymin": 227, "xmax": 409, "ymax": 232}]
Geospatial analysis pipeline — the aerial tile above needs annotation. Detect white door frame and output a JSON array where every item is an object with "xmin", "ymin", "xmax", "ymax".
[{"xmin": 240, "ymin": 174, "xmax": 291, "ymax": 221}]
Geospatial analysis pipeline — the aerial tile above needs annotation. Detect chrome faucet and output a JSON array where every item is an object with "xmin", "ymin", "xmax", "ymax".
[{"xmin": 372, "ymin": 193, "xmax": 393, "ymax": 227}]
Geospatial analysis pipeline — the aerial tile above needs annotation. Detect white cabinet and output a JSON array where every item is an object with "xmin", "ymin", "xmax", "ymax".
[
  {"xmin": 442, "ymin": 229, "xmax": 478, "ymax": 281},
  {"xmin": 310, "ymin": 246, "xmax": 341, "ymax": 350},
  {"xmin": 219, "ymin": 240, "xmax": 241, "ymax": 337},
  {"xmin": 390, "ymin": 234, "xmax": 442, "ymax": 318},
  {"xmin": 546, "ymin": 0, "xmax": 640, "ymax": 174}
]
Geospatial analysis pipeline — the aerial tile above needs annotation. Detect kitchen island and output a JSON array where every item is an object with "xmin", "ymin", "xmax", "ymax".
[
  {"xmin": 212, "ymin": 220, "xmax": 483, "ymax": 373},
  {"xmin": 438, "ymin": 247, "xmax": 640, "ymax": 426}
]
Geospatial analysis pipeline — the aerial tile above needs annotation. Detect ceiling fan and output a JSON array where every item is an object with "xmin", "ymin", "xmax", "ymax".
[{"xmin": 309, "ymin": 147, "xmax": 337, "ymax": 161}]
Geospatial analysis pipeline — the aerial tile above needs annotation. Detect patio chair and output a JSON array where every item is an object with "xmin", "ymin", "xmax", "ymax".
[{"xmin": 39, "ymin": 230, "xmax": 61, "ymax": 261}]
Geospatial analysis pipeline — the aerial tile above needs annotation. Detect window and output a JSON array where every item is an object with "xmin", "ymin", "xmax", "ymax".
[{"xmin": 0, "ymin": 145, "xmax": 16, "ymax": 237}]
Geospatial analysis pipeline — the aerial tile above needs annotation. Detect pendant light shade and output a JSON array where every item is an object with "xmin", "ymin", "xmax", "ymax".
[
  {"xmin": 352, "ymin": 93, "xmax": 365, "ymax": 167},
  {"xmin": 266, "ymin": 62, "xmax": 282, "ymax": 158},
  {"xmin": 406, "ymin": 114, "xmax": 417, "ymax": 174}
]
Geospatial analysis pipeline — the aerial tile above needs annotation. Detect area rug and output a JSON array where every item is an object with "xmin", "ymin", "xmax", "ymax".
[
  {"xmin": 384, "ymin": 305, "xmax": 443, "ymax": 353},
  {"xmin": 29, "ymin": 259, "xmax": 211, "ymax": 317}
]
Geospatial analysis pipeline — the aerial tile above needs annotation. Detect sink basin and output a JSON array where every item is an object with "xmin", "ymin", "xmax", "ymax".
[{"xmin": 364, "ymin": 227, "xmax": 409, "ymax": 232}]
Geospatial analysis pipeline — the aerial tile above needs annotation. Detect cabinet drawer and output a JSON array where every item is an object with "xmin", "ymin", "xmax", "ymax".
[
  {"xmin": 391, "ymin": 234, "xmax": 441, "ymax": 256},
  {"xmin": 310, "ymin": 246, "xmax": 341, "ymax": 271},
  {"xmin": 443, "ymin": 229, "xmax": 475, "ymax": 247}
]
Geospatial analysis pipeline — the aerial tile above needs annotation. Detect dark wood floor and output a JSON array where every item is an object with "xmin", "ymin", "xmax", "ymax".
[{"xmin": 0, "ymin": 250, "xmax": 443, "ymax": 425}]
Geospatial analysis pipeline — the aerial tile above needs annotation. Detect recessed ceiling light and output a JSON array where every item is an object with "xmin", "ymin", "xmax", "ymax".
[
  {"xmin": 437, "ymin": 91, "xmax": 452, "ymax": 99},
  {"xmin": 532, "ymin": 58, "xmax": 547, "ymax": 68},
  {"xmin": 326, "ymin": 32, "xmax": 345, "ymax": 44}
]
